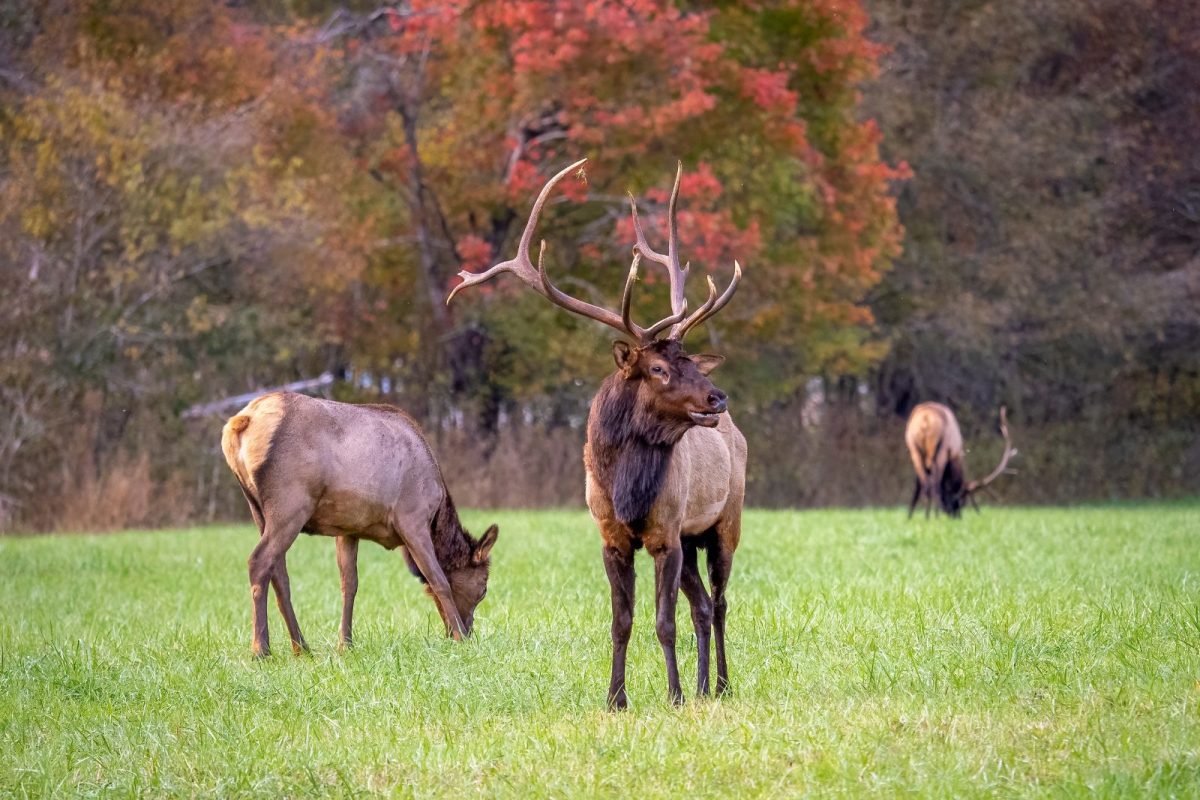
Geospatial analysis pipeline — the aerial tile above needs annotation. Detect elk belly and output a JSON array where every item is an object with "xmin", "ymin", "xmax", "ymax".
[{"xmin": 306, "ymin": 489, "xmax": 394, "ymax": 541}]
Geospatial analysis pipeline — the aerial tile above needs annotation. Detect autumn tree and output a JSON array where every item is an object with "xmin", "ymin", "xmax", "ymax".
[
  {"xmin": 0, "ymin": 0, "xmax": 907, "ymax": 529},
  {"xmin": 0, "ymin": 0, "xmax": 374, "ymax": 528},
  {"xmin": 313, "ymin": 0, "xmax": 906, "ymax": 422}
]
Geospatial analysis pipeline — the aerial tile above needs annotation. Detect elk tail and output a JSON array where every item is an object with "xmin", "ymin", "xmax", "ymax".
[
  {"xmin": 221, "ymin": 414, "xmax": 253, "ymax": 482},
  {"xmin": 925, "ymin": 438, "xmax": 942, "ymax": 476}
]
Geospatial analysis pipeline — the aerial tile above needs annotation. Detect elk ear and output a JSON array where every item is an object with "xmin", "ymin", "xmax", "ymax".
[
  {"xmin": 612, "ymin": 340, "xmax": 637, "ymax": 374},
  {"xmin": 473, "ymin": 524, "xmax": 499, "ymax": 565},
  {"xmin": 688, "ymin": 354, "xmax": 725, "ymax": 375}
]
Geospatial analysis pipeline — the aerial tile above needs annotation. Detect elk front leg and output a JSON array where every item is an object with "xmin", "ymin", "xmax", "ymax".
[
  {"xmin": 650, "ymin": 541, "xmax": 684, "ymax": 706},
  {"xmin": 401, "ymin": 531, "xmax": 468, "ymax": 641},
  {"xmin": 679, "ymin": 541, "xmax": 713, "ymax": 697},
  {"xmin": 602, "ymin": 544, "xmax": 636, "ymax": 710},
  {"xmin": 336, "ymin": 536, "xmax": 359, "ymax": 648}
]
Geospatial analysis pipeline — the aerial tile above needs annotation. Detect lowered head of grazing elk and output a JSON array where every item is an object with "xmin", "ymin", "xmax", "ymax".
[
  {"xmin": 905, "ymin": 402, "xmax": 1017, "ymax": 519},
  {"xmin": 221, "ymin": 392, "xmax": 500, "ymax": 657},
  {"xmin": 449, "ymin": 158, "xmax": 747, "ymax": 709}
]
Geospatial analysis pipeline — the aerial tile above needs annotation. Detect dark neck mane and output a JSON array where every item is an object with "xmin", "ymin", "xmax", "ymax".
[
  {"xmin": 404, "ymin": 490, "xmax": 473, "ymax": 583},
  {"xmin": 588, "ymin": 373, "xmax": 690, "ymax": 531}
]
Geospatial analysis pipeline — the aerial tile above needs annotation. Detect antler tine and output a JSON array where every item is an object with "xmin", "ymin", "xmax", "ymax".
[
  {"xmin": 642, "ymin": 297, "xmax": 688, "ymax": 340},
  {"xmin": 629, "ymin": 161, "xmax": 688, "ymax": 321},
  {"xmin": 664, "ymin": 161, "xmax": 687, "ymax": 314},
  {"xmin": 967, "ymin": 405, "xmax": 1018, "ymax": 493},
  {"xmin": 672, "ymin": 275, "xmax": 718, "ymax": 339},
  {"xmin": 620, "ymin": 252, "xmax": 641, "ymax": 338},
  {"xmin": 672, "ymin": 260, "xmax": 743, "ymax": 340},
  {"xmin": 536, "ymin": 240, "xmax": 646, "ymax": 340},
  {"xmin": 615, "ymin": 247, "xmax": 686, "ymax": 342},
  {"xmin": 446, "ymin": 158, "xmax": 588, "ymax": 305},
  {"xmin": 620, "ymin": 248, "xmax": 687, "ymax": 341}
]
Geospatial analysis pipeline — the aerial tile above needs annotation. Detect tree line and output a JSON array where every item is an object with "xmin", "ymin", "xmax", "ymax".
[{"xmin": 0, "ymin": 0, "xmax": 1195, "ymax": 531}]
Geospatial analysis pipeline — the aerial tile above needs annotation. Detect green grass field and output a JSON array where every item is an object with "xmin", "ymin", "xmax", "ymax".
[{"xmin": 2, "ymin": 505, "xmax": 1199, "ymax": 797}]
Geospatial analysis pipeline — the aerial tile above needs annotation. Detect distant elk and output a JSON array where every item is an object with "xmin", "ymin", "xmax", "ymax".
[
  {"xmin": 448, "ymin": 159, "xmax": 746, "ymax": 708},
  {"xmin": 905, "ymin": 402, "xmax": 1017, "ymax": 518},
  {"xmin": 221, "ymin": 393, "xmax": 500, "ymax": 657}
]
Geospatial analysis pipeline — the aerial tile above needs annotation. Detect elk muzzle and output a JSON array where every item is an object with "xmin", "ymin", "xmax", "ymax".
[{"xmin": 689, "ymin": 388, "xmax": 728, "ymax": 427}]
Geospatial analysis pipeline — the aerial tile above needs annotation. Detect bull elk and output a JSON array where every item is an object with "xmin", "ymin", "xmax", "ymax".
[
  {"xmin": 221, "ymin": 393, "xmax": 500, "ymax": 657},
  {"xmin": 448, "ymin": 159, "xmax": 746, "ymax": 708},
  {"xmin": 905, "ymin": 402, "xmax": 1017, "ymax": 518}
]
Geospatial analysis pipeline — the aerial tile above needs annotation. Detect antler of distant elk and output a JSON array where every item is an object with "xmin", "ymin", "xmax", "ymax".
[
  {"xmin": 904, "ymin": 402, "xmax": 1018, "ymax": 518},
  {"xmin": 449, "ymin": 159, "xmax": 747, "ymax": 708}
]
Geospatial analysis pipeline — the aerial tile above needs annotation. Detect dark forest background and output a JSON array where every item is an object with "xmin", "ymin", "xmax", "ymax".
[{"xmin": 1, "ymin": 0, "xmax": 1196, "ymax": 532}]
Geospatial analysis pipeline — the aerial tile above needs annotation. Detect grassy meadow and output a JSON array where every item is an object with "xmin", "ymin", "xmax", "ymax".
[{"xmin": 1, "ymin": 505, "xmax": 1199, "ymax": 797}]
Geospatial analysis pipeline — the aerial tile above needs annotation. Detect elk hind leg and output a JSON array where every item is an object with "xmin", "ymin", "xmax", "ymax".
[
  {"xmin": 907, "ymin": 478, "xmax": 923, "ymax": 519},
  {"xmin": 707, "ymin": 524, "xmax": 739, "ymax": 696},
  {"xmin": 271, "ymin": 552, "xmax": 308, "ymax": 655},
  {"xmin": 247, "ymin": 503, "xmax": 310, "ymax": 658},
  {"xmin": 249, "ymin": 491, "xmax": 307, "ymax": 655},
  {"xmin": 679, "ymin": 539, "xmax": 713, "ymax": 697},
  {"xmin": 924, "ymin": 471, "xmax": 935, "ymax": 519}
]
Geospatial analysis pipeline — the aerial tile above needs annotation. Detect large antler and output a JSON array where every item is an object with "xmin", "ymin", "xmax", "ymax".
[
  {"xmin": 446, "ymin": 158, "xmax": 586, "ymax": 306},
  {"xmin": 447, "ymin": 158, "xmax": 739, "ymax": 344},
  {"xmin": 446, "ymin": 158, "xmax": 667, "ymax": 340},
  {"xmin": 628, "ymin": 161, "xmax": 742, "ymax": 340},
  {"xmin": 535, "ymin": 244, "xmax": 685, "ymax": 341},
  {"xmin": 966, "ymin": 405, "xmax": 1018, "ymax": 494}
]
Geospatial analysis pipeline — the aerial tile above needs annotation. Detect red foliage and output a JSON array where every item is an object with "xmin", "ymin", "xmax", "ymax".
[
  {"xmin": 456, "ymin": 235, "xmax": 494, "ymax": 272},
  {"xmin": 321, "ymin": 0, "xmax": 906, "ymax": 375}
]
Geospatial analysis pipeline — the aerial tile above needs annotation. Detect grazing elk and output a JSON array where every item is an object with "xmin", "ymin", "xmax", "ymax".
[
  {"xmin": 448, "ymin": 159, "xmax": 746, "ymax": 708},
  {"xmin": 905, "ymin": 402, "xmax": 1017, "ymax": 519},
  {"xmin": 221, "ymin": 392, "xmax": 500, "ymax": 657}
]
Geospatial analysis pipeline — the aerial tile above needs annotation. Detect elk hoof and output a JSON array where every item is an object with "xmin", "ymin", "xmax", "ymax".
[{"xmin": 607, "ymin": 691, "xmax": 629, "ymax": 711}]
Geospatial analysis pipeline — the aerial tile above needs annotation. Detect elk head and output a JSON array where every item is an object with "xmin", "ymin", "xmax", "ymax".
[
  {"xmin": 411, "ymin": 522, "xmax": 499, "ymax": 636},
  {"xmin": 446, "ymin": 158, "xmax": 742, "ymax": 434},
  {"xmin": 447, "ymin": 523, "xmax": 498, "ymax": 634}
]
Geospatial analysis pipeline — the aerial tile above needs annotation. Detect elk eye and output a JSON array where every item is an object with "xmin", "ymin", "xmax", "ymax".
[{"xmin": 650, "ymin": 366, "xmax": 666, "ymax": 377}]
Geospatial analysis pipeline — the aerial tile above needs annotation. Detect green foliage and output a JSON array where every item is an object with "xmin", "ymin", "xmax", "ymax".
[{"xmin": 2, "ymin": 505, "xmax": 1199, "ymax": 795}]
